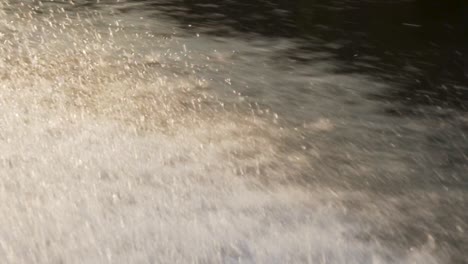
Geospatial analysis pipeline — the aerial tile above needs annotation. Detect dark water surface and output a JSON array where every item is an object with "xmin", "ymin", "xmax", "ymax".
[
  {"xmin": 140, "ymin": 0, "xmax": 468, "ymax": 109},
  {"xmin": 0, "ymin": 0, "xmax": 466, "ymax": 263}
]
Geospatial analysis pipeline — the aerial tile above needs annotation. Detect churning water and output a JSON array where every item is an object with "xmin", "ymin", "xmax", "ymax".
[{"xmin": 0, "ymin": 0, "xmax": 466, "ymax": 263}]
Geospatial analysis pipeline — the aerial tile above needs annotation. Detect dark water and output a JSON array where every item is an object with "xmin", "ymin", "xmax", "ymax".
[
  {"xmin": 0, "ymin": 0, "xmax": 467, "ymax": 263},
  {"xmin": 140, "ymin": 0, "xmax": 468, "ymax": 110}
]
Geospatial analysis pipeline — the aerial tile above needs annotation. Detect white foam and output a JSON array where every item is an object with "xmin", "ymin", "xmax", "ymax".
[{"xmin": 0, "ymin": 1, "xmax": 444, "ymax": 263}]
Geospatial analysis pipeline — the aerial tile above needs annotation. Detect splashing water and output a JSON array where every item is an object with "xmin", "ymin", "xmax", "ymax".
[{"xmin": 0, "ymin": 0, "xmax": 465, "ymax": 263}]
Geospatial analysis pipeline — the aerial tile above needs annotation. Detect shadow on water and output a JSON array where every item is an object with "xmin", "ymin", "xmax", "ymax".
[{"xmin": 132, "ymin": 0, "xmax": 468, "ymax": 114}]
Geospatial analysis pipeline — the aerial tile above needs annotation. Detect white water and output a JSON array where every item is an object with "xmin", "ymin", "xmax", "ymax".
[{"xmin": 0, "ymin": 0, "xmax": 463, "ymax": 263}]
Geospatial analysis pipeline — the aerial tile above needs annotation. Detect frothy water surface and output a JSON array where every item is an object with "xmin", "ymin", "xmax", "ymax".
[{"xmin": 0, "ymin": 1, "xmax": 466, "ymax": 263}]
